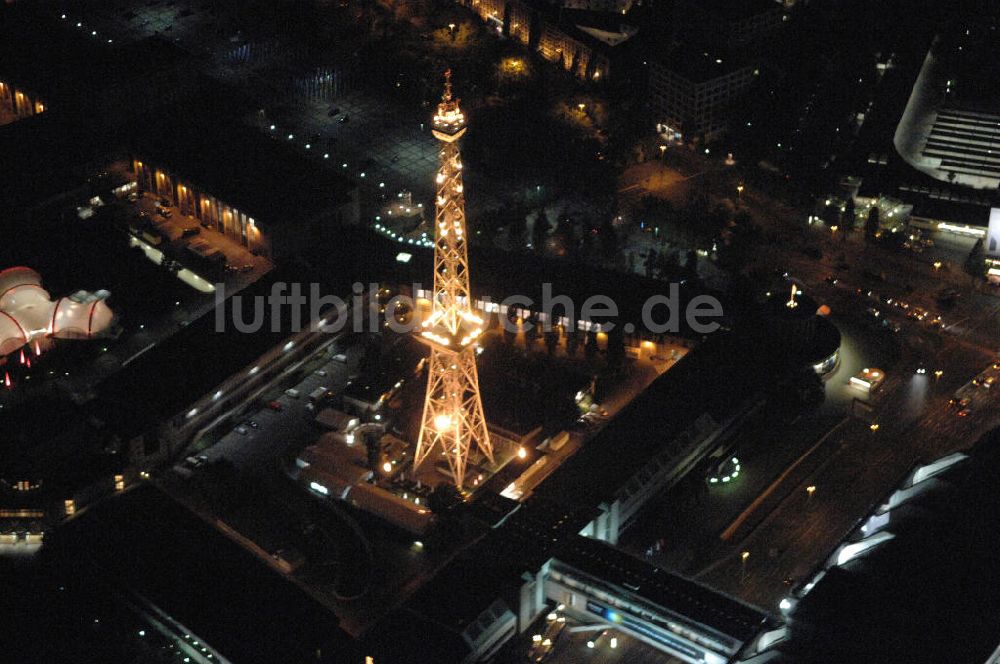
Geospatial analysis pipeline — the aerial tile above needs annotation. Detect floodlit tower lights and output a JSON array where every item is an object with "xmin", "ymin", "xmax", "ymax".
[{"xmin": 414, "ymin": 69, "xmax": 492, "ymax": 490}]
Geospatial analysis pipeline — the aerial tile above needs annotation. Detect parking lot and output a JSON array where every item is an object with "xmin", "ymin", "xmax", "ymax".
[
  {"xmin": 178, "ymin": 340, "xmax": 358, "ymax": 476},
  {"xmin": 132, "ymin": 191, "xmax": 270, "ymax": 281}
]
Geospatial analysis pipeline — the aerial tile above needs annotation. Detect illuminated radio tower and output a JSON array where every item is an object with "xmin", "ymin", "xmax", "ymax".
[{"xmin": 414, "ymin": 70, "xmax": 492, "ymax": 489}]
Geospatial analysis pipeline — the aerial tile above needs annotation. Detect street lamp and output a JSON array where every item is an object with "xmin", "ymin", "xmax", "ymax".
[
  {"xmin": 737, "ymin": 184, "xmax": 744, "ymax": 201},
  {"xmin": 659, "ymin": 144, "xmax": 667, "ymax": 159},
  {"xmin": 806, "ymin": 485, "xmax": 816, "ymax": 501},
  {"xmin": 740, "ymin": 550, "xmax": 750, "ymax": 583}
]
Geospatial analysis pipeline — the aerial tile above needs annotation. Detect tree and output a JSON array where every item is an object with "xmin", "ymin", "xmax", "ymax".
[
  {"xmin": 584, "ymin": 330, "xmax": 598, "ymax": 359},
  {"xmin": 553, "ymin": 213, "xmax": 575, "ymax": 257},
  {"xmin": 644, "ymin": 249, "xmax": 657, "ymax": 278},
  {"xmin": 718, "ymin": 210, "xmax": 760, "ymax": 273},
  {"xmin": 654, "ymin": 250, "xmax": 680, "ymax": 279},
  {"xmin": 599, "ymin": 218, "xmax": 618, "ymax": 260},
  {"xmin": 606, "ymin": 326, "xmax": 625, "ymax": 369},
  {"xmin": 544, "ymin": 329, "xmax": 559, "ymax": 356},
  {"xmin": 503, "ymin": 313, "xmax": 517, "ymax": 345},
  {"xmin": 700, "ymin": 202, "xmax": 732, "ymax": 247},
  {"xmin": 964, "ymin": 238, "xmax": 989, "ymax": 281},
  {"xmin": 843, "ymin": 196, "xmax": 856, "ymax": 231},
  {"xmin": 507, "ymin": 209, "xmax": 528, "ymax": 249},
  {"xmin": 865, "ymin": 205, "xmax": 880, "ymax": 242},
  {"xmin": 683, "ymin": 250, "xmax": 699, "ymax": 282},
  {"xmin": 363, "ymin": 429, "xmax": 382, "ymax": 474},
  {"xmin": 566, "ymin": 329, "xmax": 581, "ymax": 357},
  {"xmin": 532, "ymin": 208, "xmax": 552, "ymax": 252}
]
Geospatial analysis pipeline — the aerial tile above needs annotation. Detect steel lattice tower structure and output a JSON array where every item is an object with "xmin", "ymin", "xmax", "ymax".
[{"xmin": 414, "ymin": 70, "xmax": 492, "ymax": 489}]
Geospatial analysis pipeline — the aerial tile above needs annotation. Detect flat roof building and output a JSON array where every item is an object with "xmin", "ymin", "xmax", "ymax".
[
  {"xmin": 648, "ymin": 0, "xmax": 779, "ymax": 144},
  {"xmin": 672, "ymin": 0, "xmax": 784, "ymax": 51},
  {"xmin": 650, "ymin": 46, "xmax": 759, "ymax": 143}
]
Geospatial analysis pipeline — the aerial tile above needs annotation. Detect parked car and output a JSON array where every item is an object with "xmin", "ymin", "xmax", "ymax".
[
  {"xmin": 235, "ymin": 425, "xmax": 249, "ymax": 435},
  {"xmin": 339, "ymin": 114, "xmax": 350, "ymax": 123},
  {"xmin": 181, "ymin": 227, "xmax": 201, "ymax": 238},
  {"xmin": 285, "ymin": 388, "xmax": 300, "ymax": 398},
  {"xmin": 327, "ymin": 107, "xmax": 340, "ymax": 117},
  {"xmin": 248, "ymin": 420, "xmax": 260, "ymax": 429},
  {"xmin": 267, "ymin": 400, "xmax": 284, "ymax": 411}
]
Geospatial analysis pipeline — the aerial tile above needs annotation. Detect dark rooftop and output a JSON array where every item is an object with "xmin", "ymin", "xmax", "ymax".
[
  {"xmin": 0, "ymin": 395, "xmax": 120, "ymax": 501},
  {"xmin": 0, "ymin": 112, "xmax": 105, "ymax": 214},
  {"xmin": 0, "ymin": 6, "xmax": 191, "ymax": 109},
  {"xmin": 135, "ymin": 118, "xmax": 356, "ymax": 231},
  {"xmin": 44, "ymin": 484, "xmax": 360, "ymax": 663},
  {"xmin": 93, "ymin": 265, "xmax": 346, "ymax": 439},
  {"xmin": 680, "ymin": 0, "xmax": 783, "ymax": 22},
  {"xmin": 653, "ymin": 43, "xmax": 753, "ymax": 84},
  {"xmin": 531, "ymin": 333, "xmax": 769, "ymax": 511}
]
